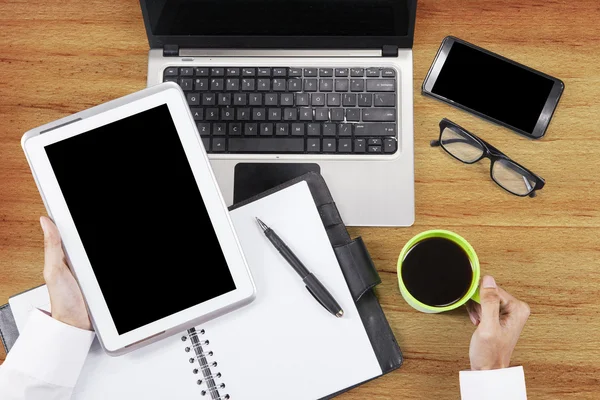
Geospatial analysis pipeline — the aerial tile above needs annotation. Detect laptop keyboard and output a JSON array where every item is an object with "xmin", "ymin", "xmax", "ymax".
[{"xmin": 163, "ymin": 67, "xmax": 398, "ymax": 155}]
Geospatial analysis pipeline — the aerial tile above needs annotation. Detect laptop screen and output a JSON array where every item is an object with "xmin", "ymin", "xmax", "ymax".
[{"xmin": 144, "ymin": 0, "xmax": 409, "ymax": 37}]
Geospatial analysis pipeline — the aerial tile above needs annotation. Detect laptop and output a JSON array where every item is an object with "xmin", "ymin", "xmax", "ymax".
[{"xmin": 140, "ymin": 0, "xmax": 417, "ymax": 227}]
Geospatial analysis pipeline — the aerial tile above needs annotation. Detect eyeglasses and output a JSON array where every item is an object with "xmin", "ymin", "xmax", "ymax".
[{"xmin": 431, "ymin": 118, "xmax": 545, "ymax": 197}]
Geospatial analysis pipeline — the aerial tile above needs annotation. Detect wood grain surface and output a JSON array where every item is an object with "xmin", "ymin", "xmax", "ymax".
[{"xmin": 1, "ymin": 0, "xmax": 599, "ymax": 398}]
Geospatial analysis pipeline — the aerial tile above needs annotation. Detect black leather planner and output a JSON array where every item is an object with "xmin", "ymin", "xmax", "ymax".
[{"xmin": 0, "ymin": 171, "xmax": 403, "ymax": 398}]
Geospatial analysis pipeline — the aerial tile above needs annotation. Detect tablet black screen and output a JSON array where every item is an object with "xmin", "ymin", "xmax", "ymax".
[{"xmin": 45, "ymin": 104, "xmax": 236, "ymax": 334}]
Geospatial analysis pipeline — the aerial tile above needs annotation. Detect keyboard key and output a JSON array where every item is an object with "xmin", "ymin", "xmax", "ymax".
[
  {"xmin": 354, "ymin": 123, "xmax": 396, "ymax": 136},
  {"xmin": 335, "ymin": 79, "xmax": 349, "ymax": 92},
  {"xmin": 195, "ymin": 78, "xmax": 208, "ymax": 91},
  {"xmin": 234, "ymin": 93, "xmax": 247, "ymax": 105},
  {"xmin": 315, "ymin": 108, "xmax": 329, "ymax": 121},
  {"xmin": 299, "ymin": 108, "xmax": 313, "ymax": 121},
  {"xmin": 382, "ymin": 68, "xmax": 396, "ymax": 77},
  {"xmin": 280, "ymin": 93, "xmax": 294, "ymax": 106},
  {"xmin": 319, "ymin": 68, "xmax": 333, "ymax": 77},
  {"xmin": 164, "ymin": 67, "xmax": 178, "ymax": 76},
  {"xmin": 366, "ymin": 68, "xmax": 380, "ymax": 77},
  {"xmin": 249, "ymin": 93, "xmax": 262, "ymax": 105},
  {"xmin": 202, "ymin": 93, "xmax": 216, "ymax": 106},
  {"xmin": 228, "ymin": 138, "xmax": 304, "ymax": 153},
  {"xmin": 374, "ymin": 93, "xmax": 396, "ymax": 107},
  {"xmin": 268, "ymin": 108, "xmax": 282, "ymax": 121},
  {"xmin": 218, "ymin": 93, "xmax": 231, "ymax": 106},
  {"xmin": 358, "ymin": 93, "xmax": 373, "ymax": 106},
  {"xmin": 237, "ymin": 108, "xmax": 250, "ymax": 120},
  {"xmin": 252, "ymin": 108, "xmax": 266, "ymax": 121},
  {"xmin": 186, "ymin": 93, "xmax": 200, "ymax": 105},
  {"xmin": 307, "ymin": 123, "xmax": 320, "ymax": 136},
  {"xmin": 258, "ymin": 68, "xmax": 271, "ymax": 76},
  {"xmin": 245, "ymin": 123, "xmax": 258, "ymax": 135},
  {"xmin": 273, "ymin": 68, "xmax": 287, "ymax": 77},
  {"xmin": 197, "ymin": 123, "xmax": 210, "ymax": 135},
  {"xmin": 242, "ymin": 78, "xmax": 255, "ymax": 91},
  {"xmin": 226, "ymin": 78, "xmax": 240, "ymax": 91},
  {"xmin": 384, "ymin": 138, "xmax": 397, "ymax": 153},
  {"xmin": 284, "ymin": 108, "xmax": 298, "ymax": 121},
  {"xmin": 180, "ymin": 78, "xmax": 193, "ymax": 91},
  {"xmin": 211, "ymin": 68, "xmax": 225, "ymax": 76},
  {"xmin": 163, "ymin": 77, "xmax": 178, "ymax": 83},
  {"xmin": 213, "ymin": 123, "xmax": 226, "ymax": 135},
  {"xmin": 289, "ymin": 68, "xmax": 302, "ymax": 77},
  {"xmin": 226, "ymin": 68, "xmax": 240, "ymax": 76},
  {"xmin": 354, "ymin": 138, "xmax": 366, "ymax": 153},
  {"xmin": 296, "ymin": 93, "xmax": 309, "ymax": 106},
  {"xmin": 201, "ymin": 137, "xmax": 210, "ymax": 150},
  {"xmin": 338, "ymin": 138, "xmax": 352, "ymax": 153},
  {"xmin": 195, "ymin": 67, "xmax": 209, "ymax": 76},
  {"xmin": 291, "ymin": 123, "xmax": 305, "ymax": 135},
  {"xmin": 180, "ymin": 67, "xmax": 194, "ymax": 76},
  {"xmin": 276, "ymin": 123, "xmax": 289, "ymax": 135},
  {"xmin": 323, "ymin": 138, "xmax": 336, "ymax": 153},
  {"xmin": 351, "ymin": 68, "xmax": 365, "ymax": 77},
  {"xmin": 272, "ymin": 79, "xmax": 287, "ymax": 91},
  {"xmin": 257, "ymin": 79, "xmax": 270, "ymax": 91},
  {"xmin": 190, "ymin": 107, "xmax": 203, "ymax": 120},
  {"xmin": 311, "ymin": 93, "xmax": 325, "ymax": 106},
  {"xmin": 362, "ymin": 108, "xmax": 396, "ymax": 121},
  {"xmin": 339, "ymin": 123, "xmax": 352, "ymax": 136},
  {"xmin": 211, "ymin": 78, "xmax": 224, "ymax": 91},
  {"xmin": 222, "ymin": 107, "xmax": 235, "ymax": 120},
  {"xmin": 366, "ymin": 79, "xmax": 395, "ymax": 92},
  {"xmin": 288, "ymin": 79, "xmax": 302, "ymax": 91},
  {"xmin": 323, "ymin": 123, "xmax": 336, "ymax": 136},
  {"xmin": 368, "ymin": 138, "xmax": 382, "ymax": 146},
  {"xmin": 304, "ymin": 79, "xmax": 318, "ymax": 92},
  {"xmin": 320, "ymin": 79, "xmax": 334, "ymax": 92},
  {"xmin": 346, "ymin": 109, "xmax": 360, "ymax": 121},
  {"xmin": 350, "ymin": 79, "xmax": 365, "ymax": 92},
  {"xmin": 212, "ymin": 137, "xmax": 226, "ymax": 152},
  {"xmin": 307, "ymin": 138, "xmax": 320, "ymax": 152},
  {"xmin": 368, "ymin": 145, "xmax": 382, "ymax": 153},
  {"xmin": 242, "ymin": 68, "xmax": 256, "ymax": 76},
  {"xmin": 335, "ymin": 68, "xmax": 349, "ymax": 77},
  {"xmin": 331, "ymin": 108, "xmax": 344, "ymax": 121},
  {"xmin": 260, "ymin": 123, "xmax": 274, "ymax": 135},
  {"xmin": 343, "ymin": 93, "xmax": 357, "ymax": 106},
  {"xmin": 229, "ymin": 123, "xmax": 242, "ymax": 135},
  {"xmin": 304, "ymin": 68, "xmax": 318, "ymax": 77},
  {"xmin": 265, "ymin": 94, "xmax": 278, "ymax": 106}
]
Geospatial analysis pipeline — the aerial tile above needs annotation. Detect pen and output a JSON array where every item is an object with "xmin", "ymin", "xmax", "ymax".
[{"xmin": 256, "ymin": 218, "xmax": 344, "ymax": 318}]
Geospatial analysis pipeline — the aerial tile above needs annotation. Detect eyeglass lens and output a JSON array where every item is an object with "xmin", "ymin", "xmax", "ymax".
[
  {"xmin": 440, "ymin": 127, "xmax": 484, "ymax": 163},
  {"xmin": 492, "ymin": 158, "xmax": 537, "ymax": 196}
]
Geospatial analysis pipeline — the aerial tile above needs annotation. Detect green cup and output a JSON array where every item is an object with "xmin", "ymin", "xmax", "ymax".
[{"xmin": 397, "ymin": 230, "xmax": 481, "ymax": 313}]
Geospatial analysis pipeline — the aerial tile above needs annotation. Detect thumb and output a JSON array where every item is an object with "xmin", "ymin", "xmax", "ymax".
[
  {"xmin": 40, "ymin": 216, "xmax": 66, "ymax": 277},
  {"xmin": 479, "ymin": 275, "xmax": 501, "ymax": 329}
]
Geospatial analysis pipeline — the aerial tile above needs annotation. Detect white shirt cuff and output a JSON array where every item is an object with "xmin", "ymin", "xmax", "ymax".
[
  {"xmin": 460, "ymin": 366, "xmax": 527, "ymax": 400},
  {"xmin": 3, "ymin": 308, "xmax": 95, "ymax": 388}
]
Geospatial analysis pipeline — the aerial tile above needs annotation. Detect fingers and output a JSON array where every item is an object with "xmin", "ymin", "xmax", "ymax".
[
  {"xmin": 497, "ymin": 286, "xmax": 530, "ymax": 327},
  {"xmin": 465, "ymin": 300, "xmax": 481, "ymax": 326},
  {"xmin": 478, "ymin": 275, "xmax": 501, "ymax": 329},
  {"xmin": 40, "ymin": 216, "xmax": 67, "ymax": 281}
]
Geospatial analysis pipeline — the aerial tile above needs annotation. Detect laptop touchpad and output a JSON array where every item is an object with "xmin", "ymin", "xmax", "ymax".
[{"xmin": 233, "ymin": 163, "xmax": 320, "ymax": 204}]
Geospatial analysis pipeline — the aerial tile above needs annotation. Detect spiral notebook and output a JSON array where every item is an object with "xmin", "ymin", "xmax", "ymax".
[{"xmin": 1, "ymin": 173, "xmax": 403, "ymax": 399}]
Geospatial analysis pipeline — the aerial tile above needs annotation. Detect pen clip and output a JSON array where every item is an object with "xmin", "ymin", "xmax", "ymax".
[{"xmin": 305, "ymin": 285, "xmax": 330, "ymax": 314}]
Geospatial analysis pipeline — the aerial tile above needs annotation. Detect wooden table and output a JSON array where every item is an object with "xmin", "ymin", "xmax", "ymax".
[{"xmin": 1, "ymin": 0, "xmax": 599, "ymax": 398}]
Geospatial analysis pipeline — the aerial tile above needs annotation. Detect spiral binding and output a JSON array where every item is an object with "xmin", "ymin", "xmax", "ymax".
[{"xmin": 182, "ymin": 327, "xmax": 229, "ymax": 399}]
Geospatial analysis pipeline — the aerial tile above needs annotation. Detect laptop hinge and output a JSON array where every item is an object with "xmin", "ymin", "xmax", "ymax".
[
  {"xmin": 163, "ymin": 45, "xmax": 179, "ymax": 57},
  {"xmin": 382, "ymin": 45, "xmax": 398, "ymax": 57}
]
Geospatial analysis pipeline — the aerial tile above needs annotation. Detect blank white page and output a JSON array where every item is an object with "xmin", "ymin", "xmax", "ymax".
[{"xmin": 197, "ymin": 181, "xmax": 382, "ymax": 399}]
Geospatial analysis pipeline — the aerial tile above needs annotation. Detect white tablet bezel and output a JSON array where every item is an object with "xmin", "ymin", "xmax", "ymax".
[{"xmin": 22, "ymin": 83, "xmax": 255, "ymax": 355}]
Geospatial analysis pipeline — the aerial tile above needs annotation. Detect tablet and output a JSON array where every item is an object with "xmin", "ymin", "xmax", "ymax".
[{"xmin": 22, "ymin": 83, "xmax": 256, "ymax": 356}]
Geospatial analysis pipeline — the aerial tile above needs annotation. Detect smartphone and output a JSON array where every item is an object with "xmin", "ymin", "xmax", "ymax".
[{"xmin": 422, "ymin": 36, "xmax": 564, "ymax": 139}]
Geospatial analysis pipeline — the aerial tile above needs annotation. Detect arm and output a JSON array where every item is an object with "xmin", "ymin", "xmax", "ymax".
[
  {"xmin": 461, "ymin": 276, "xmax": 531, "ymax": 400},
  {"xmin": 0, "ymin": 217, "xmax": 94, "ymax": 400}
]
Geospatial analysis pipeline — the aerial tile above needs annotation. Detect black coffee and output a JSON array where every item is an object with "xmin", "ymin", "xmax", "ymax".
[{"xmin": 401, "ymin": 237, "xmax": 473, "ymax": 307}]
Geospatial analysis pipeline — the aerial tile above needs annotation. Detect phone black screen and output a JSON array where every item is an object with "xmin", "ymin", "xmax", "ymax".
[
  {"xmin": 45, "ymin": 104, "xmax": 236, "ymax": 334},
  {"xmin": 432, "ymin": 41, "xmax": 555, "ymax": 134}
]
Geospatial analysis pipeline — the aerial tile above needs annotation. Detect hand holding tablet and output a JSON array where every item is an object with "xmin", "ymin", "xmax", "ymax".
[{"xmin": 22, "ymin": 83, "xmax": 255, "ymax": 356}]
